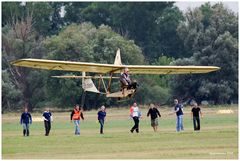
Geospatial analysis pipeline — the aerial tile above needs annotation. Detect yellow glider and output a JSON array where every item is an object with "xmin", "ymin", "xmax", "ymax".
[
  {"xmin": 11, "ymin": 56, "xmax": 220, "ymax": 75},
  {"xmin": 11, "ymin": 48, "xmax": 220, "ymax": 99}
]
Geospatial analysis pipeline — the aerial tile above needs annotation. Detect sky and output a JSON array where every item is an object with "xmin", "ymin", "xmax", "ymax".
[{"xmin": 174, "ymin": 1, "xmax": 239, "ymax": 13}]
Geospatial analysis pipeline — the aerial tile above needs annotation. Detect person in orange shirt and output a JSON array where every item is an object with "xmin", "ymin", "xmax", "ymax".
[{"xmin": 70, "ymin": 104, "xmax": 84, "ymax": 135}]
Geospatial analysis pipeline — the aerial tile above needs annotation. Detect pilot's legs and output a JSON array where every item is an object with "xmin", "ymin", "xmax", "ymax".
[
  {"xmin": 122, "ymin": 88, "xmax": 128, "ymax": 97},
  {"xmin": 127, "ymin": 82, "xmax": 138, "ymax": 90}
]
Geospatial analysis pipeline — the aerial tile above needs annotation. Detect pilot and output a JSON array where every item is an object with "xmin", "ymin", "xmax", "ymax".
[{"xmin": 120, "ymin": 67, "xmax": 138, "ymax": 90}]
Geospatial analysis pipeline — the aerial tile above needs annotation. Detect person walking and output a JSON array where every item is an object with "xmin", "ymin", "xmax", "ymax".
[
  {"xmin": 147, "ymin": 103, "xmax": 161, "ymax": 132},
  {"xmin": 42, "ymin": 108, "xmax": 53, "ymax": 136},
  {"xmin": 70, "ymin": 104, "xmax": 84, "ymax": 135},
  {"xmin": 97, "ymin": 105, "xmax": 106, "ymax": 134},
  {"xmin": 20, "ymin": 108, "xmax": 32, "ymax": 136},
  {"xmin": 191, "ymin": 103, "xmax": 202, "ymax": 131},
  {"xmin": 130, "ymin": 102, "xmax": 141, "ymax": 133}
]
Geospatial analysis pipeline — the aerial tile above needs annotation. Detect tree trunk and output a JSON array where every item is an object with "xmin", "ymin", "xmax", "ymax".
[{"xmin": 24, "ymin": 98, "xmax": 33, "ymax": 112}]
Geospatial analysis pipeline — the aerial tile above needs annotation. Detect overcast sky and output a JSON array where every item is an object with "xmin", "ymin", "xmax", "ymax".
[{"xmin": 174, "ymin": 1, "xmax": 238, "ymax": 13}]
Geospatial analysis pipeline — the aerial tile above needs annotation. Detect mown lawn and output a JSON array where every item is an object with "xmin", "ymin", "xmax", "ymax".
[{"xmin": 2, "ymin": 106, "xmax": 238, "ymax": 159}]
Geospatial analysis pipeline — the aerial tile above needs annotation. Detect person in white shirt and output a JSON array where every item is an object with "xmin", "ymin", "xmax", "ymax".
[{"xmin": 130, "ymin": 102, "xmax": 141, "ymax": 133}]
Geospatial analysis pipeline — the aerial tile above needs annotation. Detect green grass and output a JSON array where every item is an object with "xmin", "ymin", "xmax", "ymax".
[{"xmin": 2, "ymin": 106, "xmax": 238, "ymax": 159}]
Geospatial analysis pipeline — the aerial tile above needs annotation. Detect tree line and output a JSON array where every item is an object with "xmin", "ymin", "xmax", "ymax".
[{"xmin": 2, "ymin": 2, "xmax": 238, "ymax": 111}]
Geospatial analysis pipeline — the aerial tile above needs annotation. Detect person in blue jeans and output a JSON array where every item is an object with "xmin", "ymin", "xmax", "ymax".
[
  {"xmin": 20, "ymin": 108, "xmax": 32, "ymax": 136},
  {"xmin": 70, "ymin": 105, "xmax": 84, "ymax": 135},
  {"xmin": 97, "ymin": 106, "xmax": 106, "ymax": 134},
  {"xmin": 173, "ymin": 99, "xmax": 184, "ymax": 132}
]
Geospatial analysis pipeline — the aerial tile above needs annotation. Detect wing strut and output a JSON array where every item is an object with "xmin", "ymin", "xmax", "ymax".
[
  {"xmin": 100, "ymin": 75, "xmax": 108, "ymax": 93},
  {"xmin": 107, "ymin": 73, "xmax": 113, "ymax": 93}
]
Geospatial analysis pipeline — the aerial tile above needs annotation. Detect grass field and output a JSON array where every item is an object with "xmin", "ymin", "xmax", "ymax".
[{"xmin": 2, "ymin": 105, "xmax": 238, "ymax": 159}]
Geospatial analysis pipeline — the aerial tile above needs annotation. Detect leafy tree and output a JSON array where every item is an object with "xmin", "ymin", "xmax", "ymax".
[
  {"xmin": 2, "ymin": 15, "xmax": 46, "ymax": 111},
  {"xmin": 170, "ymin": 3, "xmax": 238, "ymax": 104},
  {"xmin": 2, "ymin": 70, "xmax": 23, "ymax": 112},
  {"xmin": 64, "ymin": 2, "xmax": 185, "ymax": 60},
  {"xmin": 48, "ymin": 2, "xmax": 65, "ymax": 35},
  {"xmin": 43, "ymin": 23, "xmax": 145, "ymax": 109},
  {"xmin": 64, "ymin": 2, "xmax": 91, "ymax": 24},
  {"xmin": 2, "ymin": 2, "xmax": 64, "ymax": 36},
  {"xmin": 2, "ymin": 2, "xmax": 21, "ymax": 26}
]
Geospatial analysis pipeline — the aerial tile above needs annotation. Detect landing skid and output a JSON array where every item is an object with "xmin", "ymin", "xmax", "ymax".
[
  {"xmin": 116, "ymin": 98, "xmax": 129, "ymax": 102},
  {"xmin": 117, "ymin": 93, "xmax": 136, "ymax": 102},
  {"xmin": 106, "ymin": 89, "xmax": 136, "ymax": 98}
]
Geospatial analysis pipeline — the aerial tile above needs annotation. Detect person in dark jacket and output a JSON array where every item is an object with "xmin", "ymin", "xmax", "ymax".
[
  {"xmin": 42, "ymin": 108, "xmax": 52, "ymax": 136},
  {"xmin": 20, "ymin": 108, "xmax": 32, "ymax": 136},
  {"xmin": 97, "ymin": 106, "xmax": 106, "ymax": 134},
  {"xmin": 147, "ymin": 103, "xmax": 161, "ymax": 132},
  {"xmin": 70, "ymin": 104, "xmax": 84, "ymax": 135}
]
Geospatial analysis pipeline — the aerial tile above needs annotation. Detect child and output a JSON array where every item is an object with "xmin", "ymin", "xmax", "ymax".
[
  {"xmin": 42, "ymin": 108, "xmax": 53, "ymax": 136},
  {"xmin": 20, "ymin": 108, "xmax": 32, "ymax": 136},
  {"xmin": 97, "ymin": 106, "xmax": 106, "ymax": 134}
]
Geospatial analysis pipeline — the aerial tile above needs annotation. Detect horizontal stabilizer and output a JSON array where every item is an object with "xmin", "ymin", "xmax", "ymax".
[{"xmin": 52, "ymin": 75, "xmax": 119, "ymax": 79}]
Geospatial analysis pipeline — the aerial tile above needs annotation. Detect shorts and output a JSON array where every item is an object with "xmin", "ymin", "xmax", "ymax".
[{"xmin": 151, "ymin": 118, "xmax": 158, "ymax": 127}]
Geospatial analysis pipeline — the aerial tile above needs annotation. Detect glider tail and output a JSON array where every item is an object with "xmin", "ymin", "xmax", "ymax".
[{"xmin": 114, "ymin": 48, "xmax": 122, "ymax": 65}]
